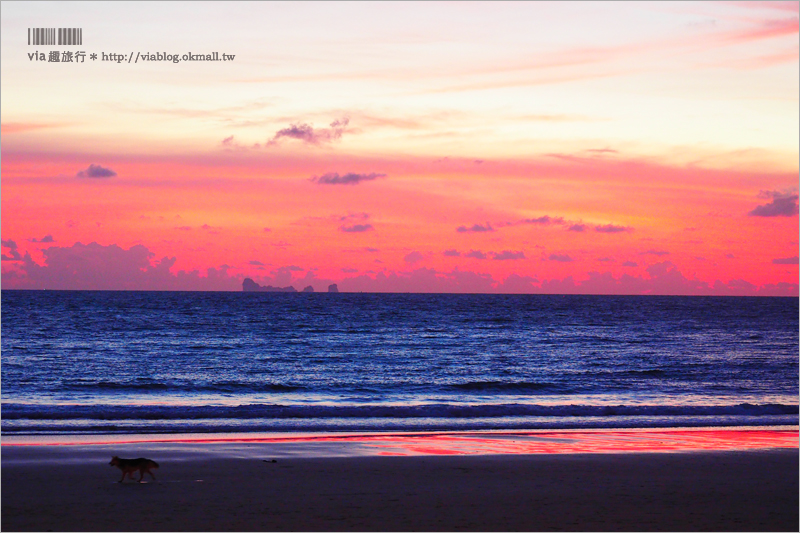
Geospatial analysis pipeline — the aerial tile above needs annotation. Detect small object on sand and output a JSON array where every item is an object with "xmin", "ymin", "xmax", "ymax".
[{"xmin": 263, "ymin": 459, "xmax": 278, "ymax": 463}]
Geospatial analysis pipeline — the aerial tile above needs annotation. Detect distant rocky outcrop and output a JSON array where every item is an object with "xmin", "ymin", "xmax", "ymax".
[
  {"xmin": 242, "ymin": 278, "xmax": 297, "ymax": 293},
  {"xmin": 327, "ymin": 284, "xmax": 339, "ymax": 293},
  {"xmin": 302, "ymin": 285, "xmax": 314, "ymax": 293}
]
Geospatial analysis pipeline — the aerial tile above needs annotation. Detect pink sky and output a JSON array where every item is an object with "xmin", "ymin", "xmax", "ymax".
[{"xmin": 1, "ymin": 1, "xmax": 798, "ymax": 294}]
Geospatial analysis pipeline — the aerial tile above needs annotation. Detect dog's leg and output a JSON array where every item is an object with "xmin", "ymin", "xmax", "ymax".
[
  {"xmin": 118, "ymin": 471, "xmax": 126, "ymax": 483},
  {"xmin": 147, "ymin": 469, "xmax": 157, "ymax": 481}
]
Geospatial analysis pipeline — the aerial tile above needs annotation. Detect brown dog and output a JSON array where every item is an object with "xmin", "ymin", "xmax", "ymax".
[{"xmin": 109, "ymin": 456, "xmax": 159, "ymax": 483}]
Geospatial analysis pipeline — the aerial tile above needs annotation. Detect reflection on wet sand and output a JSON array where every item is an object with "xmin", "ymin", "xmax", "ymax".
[{"xmin": 5, "ymin": 428, "xmax": 797, "ymax": 456}]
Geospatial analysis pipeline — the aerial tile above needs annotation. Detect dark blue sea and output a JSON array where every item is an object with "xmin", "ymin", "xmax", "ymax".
[{"xmin": 2, "ymin": 291, "xmax": 797, "ymax": 435}]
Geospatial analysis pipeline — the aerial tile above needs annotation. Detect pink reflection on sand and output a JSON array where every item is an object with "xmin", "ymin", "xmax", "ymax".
[
  {"xmin": 3, "ymin": 428, "xmax": 797, "ymax": 455},
  {"xmin": 367, "ymin": 429, "xmax": 800, "ymax": 456}
]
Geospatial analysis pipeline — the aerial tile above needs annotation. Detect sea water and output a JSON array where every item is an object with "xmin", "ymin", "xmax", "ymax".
[{"xmin": 2, "ymin": 291, "xmax": 797, "ymax": 434}]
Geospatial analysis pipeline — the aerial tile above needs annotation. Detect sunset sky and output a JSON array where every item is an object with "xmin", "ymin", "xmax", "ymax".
[{"xmin": 2, "ymin": 1, "xmax": 798, "ymax": 294}]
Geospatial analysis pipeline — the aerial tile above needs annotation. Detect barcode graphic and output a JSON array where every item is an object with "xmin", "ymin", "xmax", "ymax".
[{"xmin": 28, "ymin": 28, "xmax": 82, "ymax": 45}]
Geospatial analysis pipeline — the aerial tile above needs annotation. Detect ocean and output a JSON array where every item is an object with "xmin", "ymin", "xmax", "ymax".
[{"xmin": 1, "ymin": 291, "xmax": 797, "ymax": 435}]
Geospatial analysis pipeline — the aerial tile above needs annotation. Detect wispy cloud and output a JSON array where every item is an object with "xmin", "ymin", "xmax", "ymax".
[
  {"xmin": 520, "ymin": 215, "xmax": 565, "ymax": 225},
  {"xmin": 465, "ymin": 250, "xmax": 487, "ymax": 259},
  {"xmin": 595, "ymin": 224, "xmax": 629, "ymax": 233},
  {"xmin": 115, "ymin": 99, "xmax": 274, "ymax": 126},
  {"xmin": 724, "ymin": 48, "xmax": 799, "ymax": 69},
  {"xmin": 28, "ymin": 235, "xmax": 55, "ymax": 243},
  {"xmin": 717, "ymin": 17, "xmax": 799, "ymax": 46},
  {"xmin": 267, "ymin": 118, "xmax": 349, "ymax": 146},
  {"xmin": 1, "ymin": 122, "xmax": 70, "ymax": 135},
  {"xmin": 339, "ymin": 213, "xmax": 370, "ymax": 222},
  {"xmin": 585, "ymin": 148, "xmax": 619, "ymax": 155},
  {"xmin": 458, "ymin": 216, "xmax": 630, "ymax": 236},
  {"xmin": 493, "ymin": 250, "xmax": 525, "ymax": 261},
  {"xmin": 518, "ymin": 114, "xmax": 605, "ymax": 123},
  {"xmin": 772, "ymin": 256, "xmax": 799, "ymax": 265},
  {"xmin": 728, "ymin": 2, "xmax": 800, "ymax": 14},
  {"xmin": 339, "ymin": 223, "xmax": 374, "ymax": 233},
  {"xmin": 404, "ymin": 251, "xmax": 425, "ymax": 264},
  {"xmin": 311, "ymin": 172, "xmax": 385, "ymax": 185},
  {"xmin": 456, "ymin": 223, "xmax": 495, "ymax": 233}
]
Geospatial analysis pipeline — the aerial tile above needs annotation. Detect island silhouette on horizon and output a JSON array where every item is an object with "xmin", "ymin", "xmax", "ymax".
[{"xmin": 243, "ymin": 278, "xmax": 339, "ymax": 293}]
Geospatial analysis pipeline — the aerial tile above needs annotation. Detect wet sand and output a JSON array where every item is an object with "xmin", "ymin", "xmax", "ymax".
[{"xmin": 2, "ymin": 431, "xmax": 798, "ymax": 531}]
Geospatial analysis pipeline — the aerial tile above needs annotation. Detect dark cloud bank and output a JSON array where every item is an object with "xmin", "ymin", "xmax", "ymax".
[
  {"xmin": 2, "ymin": 242, "xmax": 237, "ymax": 291},
  {"xmin": 2, "ymin": 242, "xmax": 795, "ymax": 296}
]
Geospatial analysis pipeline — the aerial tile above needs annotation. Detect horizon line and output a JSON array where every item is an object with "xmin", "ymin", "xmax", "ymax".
[{"xmin": 2, "ymin": 288, "xmax": 797, "ymax": 298}]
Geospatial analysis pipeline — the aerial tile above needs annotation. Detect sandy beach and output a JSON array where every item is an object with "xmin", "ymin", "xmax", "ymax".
[{"xmin": 2, "ymin": 429, "xmax": 798, "ymax": 532}]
